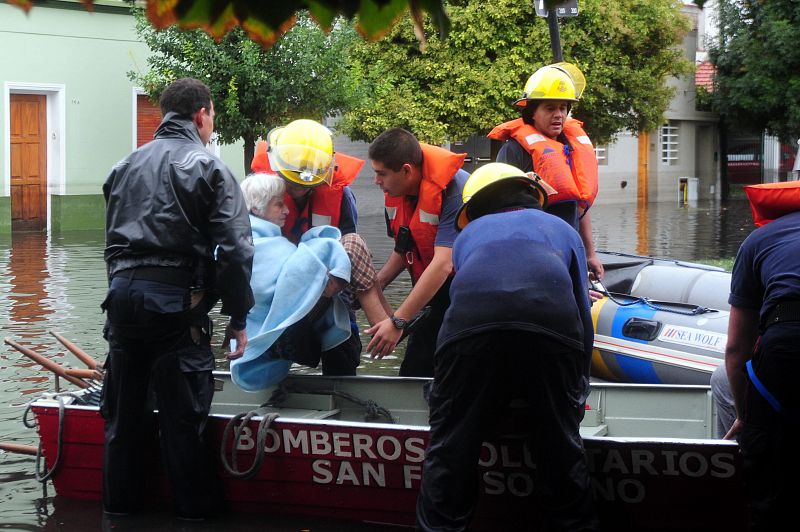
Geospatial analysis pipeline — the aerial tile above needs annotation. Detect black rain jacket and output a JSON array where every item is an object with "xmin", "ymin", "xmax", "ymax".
[{"xmin": 103, "ymin": 112, "xmax": 254, "ymax": 322}]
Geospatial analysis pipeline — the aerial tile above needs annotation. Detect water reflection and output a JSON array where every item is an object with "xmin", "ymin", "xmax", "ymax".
[
  {"xmin": 591, "ymin": 199, "xmax": 753, "ymax": 261},
  {"xmin": 9, "ymin": 232, "xmax": 52, "ymax": 328},
  {"xmin": 0, "ymin": 199, "xmax": 757, "ymax": 531}
]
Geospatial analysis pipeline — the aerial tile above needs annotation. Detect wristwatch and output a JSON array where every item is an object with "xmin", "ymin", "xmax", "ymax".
[{"xmin": 390, "ymin": 315, "xmax": 408, "ymax": 330}]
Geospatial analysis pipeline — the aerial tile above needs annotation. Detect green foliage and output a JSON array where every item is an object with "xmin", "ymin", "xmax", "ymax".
[
  {"xmin": 695, "ymin": 257, "xmax": 734, "ymax": 272},
  {"xmin": 11, "ymin": 0, "xmax": 450, "ymax": 48},
  {"xmin": 709, "ymin": 0, "xmax": 800, "ymax": 142},
  {"xmin": 339, "ymin": 0, "xmax": 691, "ymax": 145},
  {"xmin": 695, "ymin": 86, "xmax": 713, "ymax": 112},
  {"xmin": 128, "ymin": 8, "xmax": 359, "ymax": 173}
]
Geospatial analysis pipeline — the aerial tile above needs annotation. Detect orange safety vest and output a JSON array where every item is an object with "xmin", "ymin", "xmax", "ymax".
[
  {"xmin": 745, "ymin": 181, "xmax": 800, "ymax": 227},
  {"xmin": 251, "ymin": 140, "xmax": 274, "ymax": 173},
  {"xmin": 487, "ymin": 117, "xmax": 598, "ymax": 208},
  {"xmin": 385, "ymin": 144, "xmax": 466, "ymax": 282},
  {"xmin": 250, "ymin": 141, "xmax": 364, "ymax": 242}
]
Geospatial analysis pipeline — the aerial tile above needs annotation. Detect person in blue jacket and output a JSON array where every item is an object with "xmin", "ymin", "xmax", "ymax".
[
  {"xmin": 724, "ymin": 207, "xmax": 800, "ymax": 530},
  {"xmin": 232, "ymin": 172, "xmax": 393, "ymax": 389},
  {"xmin": 416, "ymin": 162, "xmax": 598, "ymax": 532}
]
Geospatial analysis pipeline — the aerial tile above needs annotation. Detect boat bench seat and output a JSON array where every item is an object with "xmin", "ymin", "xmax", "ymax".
[
  {"xmin": 254, "ymin": 393, "xmax": 342, "ymax": 420},
  {"xmin": 272, "ymin": 407, "xmax": 341, "ymax": 420},
  {"xmin": 580, "ymin": 424, "xmax": 608, "ymax": 437},
  {"xmin": 213, "ymin": 393, "xmax": 342, "ymax": 420}
]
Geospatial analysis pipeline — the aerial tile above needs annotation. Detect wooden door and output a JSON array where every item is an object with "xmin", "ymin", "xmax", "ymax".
[
  {"xmin": 137, "ymin": 94, "xmax": 161, "ymax": 147},
  {"xmin": 10, "ymin": 94, "xmax": 47, "ymax": 231}
]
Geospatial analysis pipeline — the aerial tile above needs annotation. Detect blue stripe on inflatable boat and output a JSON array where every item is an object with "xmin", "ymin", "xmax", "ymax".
[{"xmin": 611, "ymin": 302, "xmax": 661, "ymax": 384}]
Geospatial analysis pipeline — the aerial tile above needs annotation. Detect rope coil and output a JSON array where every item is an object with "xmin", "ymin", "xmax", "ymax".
[
  {"xmin": 22, "ymin": 391, "xmax": 97, "ymax": 484},
  {"xmin": 220, "ymin": 411, "xmax": 279, "ymax": 479}
]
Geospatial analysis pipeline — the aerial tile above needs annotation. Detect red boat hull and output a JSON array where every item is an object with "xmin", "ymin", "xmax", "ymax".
[{"xmin": 33, "ymin": 403, "xmax": 748, "ymax": 530}]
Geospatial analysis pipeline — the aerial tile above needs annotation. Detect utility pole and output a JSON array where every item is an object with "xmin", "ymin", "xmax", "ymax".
[
  {"xmin": 534, "ymin": 0, "xmax": 578, "ymax": 62},
  {"xmin": 547, "ymin": 9, "xmax": 563, "ymax": 62}
]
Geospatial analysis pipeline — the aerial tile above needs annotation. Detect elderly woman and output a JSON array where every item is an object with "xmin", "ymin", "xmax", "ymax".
[{"xmin": 231, "ymin": 173, "xmax": 390, "ymax": 391}]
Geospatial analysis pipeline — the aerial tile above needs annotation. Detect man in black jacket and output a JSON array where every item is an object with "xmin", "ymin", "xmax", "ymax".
[{"xmin": 101, "ymin": 78, "xmax": 254, "ymax": 520}]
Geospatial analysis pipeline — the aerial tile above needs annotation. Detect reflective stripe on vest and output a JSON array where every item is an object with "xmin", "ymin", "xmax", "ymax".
[
  {"xmin": 311, "ymin": 213, "xmax": 332, "ymax": 227},
  {"xmin": 419, "ymin": 209, "xmax": 440, "ymax": 225}
]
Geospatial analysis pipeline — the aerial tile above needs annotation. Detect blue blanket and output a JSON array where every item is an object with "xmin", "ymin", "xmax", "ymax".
[{"xmin": 230, "ymin": 216, "xmax": 352, "ymax": 391}]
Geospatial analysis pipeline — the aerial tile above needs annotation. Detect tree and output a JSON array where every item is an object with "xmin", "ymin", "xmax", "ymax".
[
  {"xmin": 129, "ymin": 8, "xmax": 359, "ymax": 173},
  {"xmin": 709, "ymin": 0, "xmax": 800, "ymax": 142},
  {"xmin": 337, "ymin": 0, "xmax": 692, "ymax": 146},
  {"xmin": 12, "ymin": 0, "xmax": 710, "ymax": 53}
]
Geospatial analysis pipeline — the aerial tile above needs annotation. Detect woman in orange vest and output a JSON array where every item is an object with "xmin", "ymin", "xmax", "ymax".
[{"xmin": 489, "ymin": 63, "xmax": 604, "ymax": 287}]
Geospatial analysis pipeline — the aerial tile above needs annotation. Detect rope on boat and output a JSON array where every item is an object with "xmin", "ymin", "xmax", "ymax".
[
  {"xmin": 220, "ymin": 380, "xmax": 396, "ymax": 479},
  {"xmin": 593, "ymin": 285, "xmax": 719, "ymax": 316},
  {"xmin": 220, "ymin": 410, "xmax": 280, "ymax": 479},
  {"xmin": 266, "ymin": 381, "xmax": 396, "ymax": 423},
  {"xmin": 22, "ymin": 391, "xmax": 97, "ymax": 484}
]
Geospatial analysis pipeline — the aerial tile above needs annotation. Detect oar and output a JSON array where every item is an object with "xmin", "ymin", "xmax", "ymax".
[
  {"xmin": 64, "ymin": 368, "xmax": 103, "ymax": 381},
  {"xmin": 48, "ymin": 330, "xmax": 98, "ymax": 369},
  {"xmin": 0, "ymin": 442, "xmax": 38, "ymax": 456},
  {"xmin": 3, "ymin": 338, "xmax": 88, "ymax": 389}
]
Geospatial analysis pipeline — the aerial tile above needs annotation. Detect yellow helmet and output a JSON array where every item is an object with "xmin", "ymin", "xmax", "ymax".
[
  {"xmin": 513, "ymin": 62, "xmax": 586, "ymax": 109},
  {"xmin": 267, "ymin": 119, "xmax": 334, "ymax": 187},
  {"xmin": 455, "ymin": 162, "xmax": 550, "ymax": 230}
]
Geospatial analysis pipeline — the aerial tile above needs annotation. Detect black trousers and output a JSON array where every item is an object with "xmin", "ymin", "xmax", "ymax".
[
  {"xmin": 100, "ymin": 276, "xmax": 221, "ymax": 518},
  {"xmin": 416, "ymin": 330, "xmax": 597, "ymax": 532},
  {"xmin": 739, "ymin": 322, "xmax": 800, "ymax": 531},
  {"xmin": 401, "ymin": 278, "xmax": 452, "ymax": 378},
  {"xmin": 273, "ymin": 300, "xmax": 361, "ymax": 376},
  {"xmin": 321, "ymin": 332, "xmax": 362, "ymax": 376}
]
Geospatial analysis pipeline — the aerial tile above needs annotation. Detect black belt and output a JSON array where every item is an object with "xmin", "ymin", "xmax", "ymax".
[
  {"xmin": 112, "ymin": 266, "xmax": 194, "ymax": 288},
  {"xmin": 762, "ymin": 300, "xmax": 800, "ymax": 331}
]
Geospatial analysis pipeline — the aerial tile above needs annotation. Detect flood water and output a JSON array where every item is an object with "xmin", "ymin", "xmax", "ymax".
[{"xmin": 0, "ymin": 198, "xmax": 755, "ymax": 530}]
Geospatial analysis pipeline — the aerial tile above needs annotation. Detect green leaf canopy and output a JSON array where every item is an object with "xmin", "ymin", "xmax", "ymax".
[
  {"xmin": 338, "ymin": 0, "xmax": 692, "ymax": 146},
  {"xmin": 710, "ymin": 0, "xmax": 800, "ymax": 142},
  {"xmin": 129, "ymin": 8, "xmax": 359, "ymax": 173}
]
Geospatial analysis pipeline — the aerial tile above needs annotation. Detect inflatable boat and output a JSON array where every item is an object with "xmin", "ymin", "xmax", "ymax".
[{"xmin": 591, "ymin": 251, "xmax": 731, "ymax": 385}]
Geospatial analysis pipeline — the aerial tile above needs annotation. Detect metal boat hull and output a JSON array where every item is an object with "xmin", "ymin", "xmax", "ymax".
[{"xmin": 30, "ymin": 374, "xmax": 747, "ymax": 530}]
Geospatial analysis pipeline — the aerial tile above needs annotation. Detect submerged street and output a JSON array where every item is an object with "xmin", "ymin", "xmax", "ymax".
[{"xmin": 0, "ymin": 200, "xmax": 754, "ymax": 530}]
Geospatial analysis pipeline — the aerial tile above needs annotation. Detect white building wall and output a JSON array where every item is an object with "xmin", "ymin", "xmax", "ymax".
[{"xmin": 596, "ymin": 132, "xmax": 639, "ymax": 205}]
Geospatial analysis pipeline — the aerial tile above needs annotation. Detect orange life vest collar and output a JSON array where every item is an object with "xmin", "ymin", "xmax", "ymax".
[
  {"xmin": 488, "ymin": 118, "xmax": 598, "ymax": 207},
  {"xmin": 250, "ymin": 140, "xmax": 273, "ymax": 173},
  {"xmin": 745, "ymin": 181, "xmax": 800, "ymax": 227},
  {"xmin": 384, "ymin": 144, "xmax": 465, "ymax": 282}
]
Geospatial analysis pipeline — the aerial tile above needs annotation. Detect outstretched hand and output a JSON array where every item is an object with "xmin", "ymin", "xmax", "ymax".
[
  {"xmin": 724, "ymin": 418, "xmax": 743, "ymax": 440},
  {"xmin": 588, "ymin": 255, "xmax": 604, "ymax": 283},
  {"xmin": 365, "ymin": 318, "xmax": 402, "ymax": 359},
  {"xmin": 223, "ymin": 324, "xmax": 247, "ymax": 361}
]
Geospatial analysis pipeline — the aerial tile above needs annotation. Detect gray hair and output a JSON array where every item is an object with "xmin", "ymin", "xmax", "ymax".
[{"xmin": 240, "ymin": 172, "xmax": 286, "ymax": 214}]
